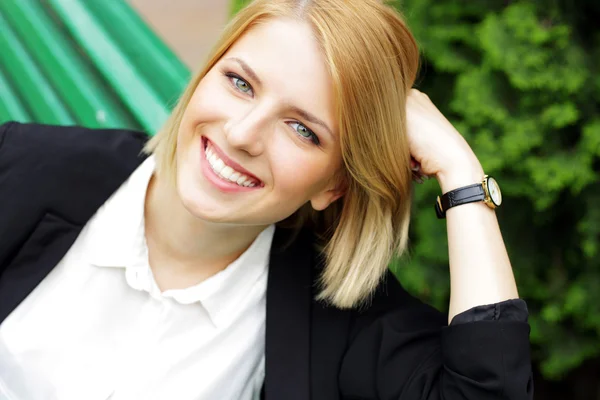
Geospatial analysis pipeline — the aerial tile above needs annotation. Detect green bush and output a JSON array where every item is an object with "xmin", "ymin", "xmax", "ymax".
[
  {"xmin": 231, "ymin": 0, "xmax": 600, "ymax": 380},
  {"xmin": 231, "ymin": 0, "xmax": 248, "ymax": 15},
  {"xmin": 393, "ymin": 0, "xmax": 600, "ymax": 380}
]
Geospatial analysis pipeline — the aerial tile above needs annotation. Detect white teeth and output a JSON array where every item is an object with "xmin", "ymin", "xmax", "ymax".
[
  {"xmin": 205, "ymin": 142, "xmax": 258, "ymax": 188},
  {"xmin": 220, "ymin": 166, "xmax": 234, "ymax": 179},
  {"xmin": 213, "ymin": 159, "xmax": 225, "ymax": 173}
]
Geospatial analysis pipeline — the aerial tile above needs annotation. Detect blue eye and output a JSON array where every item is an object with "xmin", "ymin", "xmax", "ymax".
[
  {"xmin": 289, "ymin": 122, "xmax": 320, "ymax": 145},
  {"xmin": 233, "ymin": 77, "xmax": 251, "ymax": 93},
  {"xmin": 226, "ymin": 73, "xmax": 253, "ymax": 95}
]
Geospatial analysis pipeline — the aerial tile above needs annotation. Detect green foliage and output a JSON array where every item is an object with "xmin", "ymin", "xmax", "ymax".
[
  {"xmin": 393, "ymin": 0, "xmax": 600, "ymax": 379},
  {"xmin": 229, "ymin": 0, "xmax": 600, "ymax": 379},
  {"xmin": 231, "ymin": 0, "xmax": 249, "ymax": 16}
]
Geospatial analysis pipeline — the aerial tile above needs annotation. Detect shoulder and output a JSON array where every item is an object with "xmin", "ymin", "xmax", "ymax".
[
  {"xmin": 0, "ymin": 121, "xmax": 148, "ymax": 224},
  {"xmin": 352, "ymin": 270, "xmax": 447, "ymax": 332},
  {"xmin": 0, "ymin": 121, "xmax": 147, "ymax": 166},
  {"xmin": 336, "ymin": 271, "xmax": 447, "ymax": 397},
  {"xmin": 345, "ymin": 271, "xmax": 447, "ymax": 359}
]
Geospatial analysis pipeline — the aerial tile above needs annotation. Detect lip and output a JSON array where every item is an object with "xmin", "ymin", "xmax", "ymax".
[
  {"xmin": 200, "ymin": 137, "xmax": 263, "ymax": 193},
  {"xmin": 203, "ymin": 137, "xmax": 262, "ymax": 183}
]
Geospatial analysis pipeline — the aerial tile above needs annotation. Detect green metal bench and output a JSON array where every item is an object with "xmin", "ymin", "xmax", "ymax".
[{"xmin": 0, "ymin": 0, "xmax": 190, "ymax": 134}]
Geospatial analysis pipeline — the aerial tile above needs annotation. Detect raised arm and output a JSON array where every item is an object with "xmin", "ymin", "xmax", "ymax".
[
  {"xmin": 406, "ymin": 89, "xmax": 519, "ymax": 321},
  {"xmin": 339, "ymin": 90, "xmax": 533, "ymax": 399}
]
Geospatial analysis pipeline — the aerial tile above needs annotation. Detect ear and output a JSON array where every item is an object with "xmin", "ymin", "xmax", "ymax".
[{"xmin": 309, "ymin": 182, "xmax": 347, "ymax": 211}]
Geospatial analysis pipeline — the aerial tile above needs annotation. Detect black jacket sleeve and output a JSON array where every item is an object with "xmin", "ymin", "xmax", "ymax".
[
  {"xmin": 339, "ymin": 272, "xmax": 533, "ymax": 399},
  {"xmin": 0, "ymin": 121, "xmax": 11, "ymax": 149},
  {"xmin": 450, "ymin": 298, "xmax": 528, "ymax": 325}
]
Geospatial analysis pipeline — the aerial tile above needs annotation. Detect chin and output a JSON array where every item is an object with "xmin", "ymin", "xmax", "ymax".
[{"xmin": 175, "ymin": 179, "xmax": 232, "ymax": 224}]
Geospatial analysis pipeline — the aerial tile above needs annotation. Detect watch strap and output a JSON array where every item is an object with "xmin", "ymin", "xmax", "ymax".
[{"xmin": 435, "ymin": 183, "xmax": 485, "ymax": 219}]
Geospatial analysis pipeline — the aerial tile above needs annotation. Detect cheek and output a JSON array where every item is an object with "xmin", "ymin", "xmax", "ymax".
[
  {"xmin": 268, "ymin": 143, "xmax": 336, "ymax": 200},
  {"xmin": 177, "ymin": 79, "xmax": 234, "ymax": 157},
  {"xmin": 182, "ymin": 81, "xmax": 226, "ymax": 128}
]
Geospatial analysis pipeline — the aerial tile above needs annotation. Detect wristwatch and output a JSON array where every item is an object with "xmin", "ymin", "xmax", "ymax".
[{"xmin": 435, "ymin": 175, "xmax": 502, "ymax": 219}]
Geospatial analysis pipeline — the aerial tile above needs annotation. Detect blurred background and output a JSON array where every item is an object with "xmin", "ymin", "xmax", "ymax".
[{"xmin": 1, "ymin": 0, "xmax": 599, "ymax": 398}]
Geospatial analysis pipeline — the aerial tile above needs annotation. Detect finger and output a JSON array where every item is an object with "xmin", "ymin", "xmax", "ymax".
[
  {"xmin": 410, "ymin": 157, "xmax": 420, "ymax": 171},
  {"xmin": 413, "ymin": 175, "xmax": 424, "ymax": 184},
  {"xmin": 411, "ymin": 168, "xmax": 432, "ymax": 184}
]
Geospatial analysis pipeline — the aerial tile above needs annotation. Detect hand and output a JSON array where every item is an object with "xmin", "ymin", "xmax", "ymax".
[{"xmin": 406, "ymin": 89, "xmax": 484, "ymax": 193}]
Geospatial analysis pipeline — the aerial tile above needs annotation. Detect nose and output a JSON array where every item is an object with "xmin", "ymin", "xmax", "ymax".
[{"xmin": 224, "ymin": 104, "xmax": 272, "ymax": 156}]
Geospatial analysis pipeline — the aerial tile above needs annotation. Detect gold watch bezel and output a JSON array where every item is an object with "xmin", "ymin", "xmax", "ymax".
[{"xmin": 481, "ymin": 175, "xmax": 501, "ymax": 209}]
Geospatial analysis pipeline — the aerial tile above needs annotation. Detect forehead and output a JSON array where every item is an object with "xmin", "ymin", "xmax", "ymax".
[{"xmin": 222, "ymin": 18, "xmax": 337, "ymax": 132}]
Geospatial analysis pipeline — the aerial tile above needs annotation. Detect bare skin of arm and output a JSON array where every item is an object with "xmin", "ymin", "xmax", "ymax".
[{"xmin": 407, "ymin": 89, "xmax": 519, "ymax": 323}]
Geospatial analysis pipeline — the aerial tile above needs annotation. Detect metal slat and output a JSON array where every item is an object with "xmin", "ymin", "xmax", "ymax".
[
  {"xmin": 0, "ymin": 12, "xmax": 74, "ymax": 125},
  {"xmin": 85, "ymin": 0, "xmax": 189, "ymax": 107},
  {"xmin": 47, "ymin": 0, "xmax": 170, "ymax": 133},
  {"xmin": 0, "ymin": 67, "xmax": 31, "ymax": 123},
  {"xmin": 0, "ymin": 0, "xmax": 140, "ymax": 129}
]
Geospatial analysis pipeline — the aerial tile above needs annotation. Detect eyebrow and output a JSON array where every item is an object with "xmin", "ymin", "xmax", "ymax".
[
  {"xmin": 289, "ymin": 105, "xmax": 334, "ymax": 138},
  {"xmin": 226, "ymin": 57, "xmax": 334, "ymax": 139},
  {"xmin": 227, "ymin": 57, "xmax": 263, "ymax": 87}
]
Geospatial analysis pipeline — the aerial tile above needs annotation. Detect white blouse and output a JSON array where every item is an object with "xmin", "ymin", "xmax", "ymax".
[{"xmin": 0, "ymin": 156, "xmax": 275, "ymax": 400}]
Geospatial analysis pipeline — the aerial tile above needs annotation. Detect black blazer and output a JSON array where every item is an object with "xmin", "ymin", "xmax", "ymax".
[{"xmin": 0, "ymin": 122, "xmax": 533, "ymax": 399}]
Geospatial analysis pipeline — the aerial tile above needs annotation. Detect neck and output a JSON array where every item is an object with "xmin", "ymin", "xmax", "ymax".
[{"xmin": 144, "ymin": 172, "xmax": 268, "ymax": 290}]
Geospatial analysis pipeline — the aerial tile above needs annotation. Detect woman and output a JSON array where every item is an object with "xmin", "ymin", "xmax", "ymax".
[{"xmin": 0, "ymin": 0, "xmax": 532, "ymax": 399}]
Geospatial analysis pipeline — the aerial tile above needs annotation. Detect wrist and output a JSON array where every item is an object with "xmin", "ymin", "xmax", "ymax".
[{"xmin": 436, "ymin": 164, "xmax": 484, "ymax": 194}]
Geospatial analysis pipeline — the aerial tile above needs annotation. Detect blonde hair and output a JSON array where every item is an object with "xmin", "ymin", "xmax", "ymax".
[{"xmin": 145, "ymin": 0, "xmax": 419, "ymax": 308}]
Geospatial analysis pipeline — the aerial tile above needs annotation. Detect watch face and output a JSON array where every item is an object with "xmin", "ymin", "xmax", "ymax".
[{"xmin": 487, "ymin": 177, "xmax": 502, "ymax": 206}]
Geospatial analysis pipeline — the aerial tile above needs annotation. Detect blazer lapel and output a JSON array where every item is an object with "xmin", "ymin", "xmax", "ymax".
[
  {"xmin": 264, "ymin": 228, "xmax": 313, "ymax": 399},
  {"xmin": 0, "ymin": 212, "xmax": 82, "ymax": 323},
  {"xmin": 309, "ymin": 288, "xmax": 352, "ymax": 400}
]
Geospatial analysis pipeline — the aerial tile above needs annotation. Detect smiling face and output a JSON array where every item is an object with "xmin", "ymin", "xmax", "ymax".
[{"xmin": 175, "ymin": 18, "xmax": 343, "ymax": 226}]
